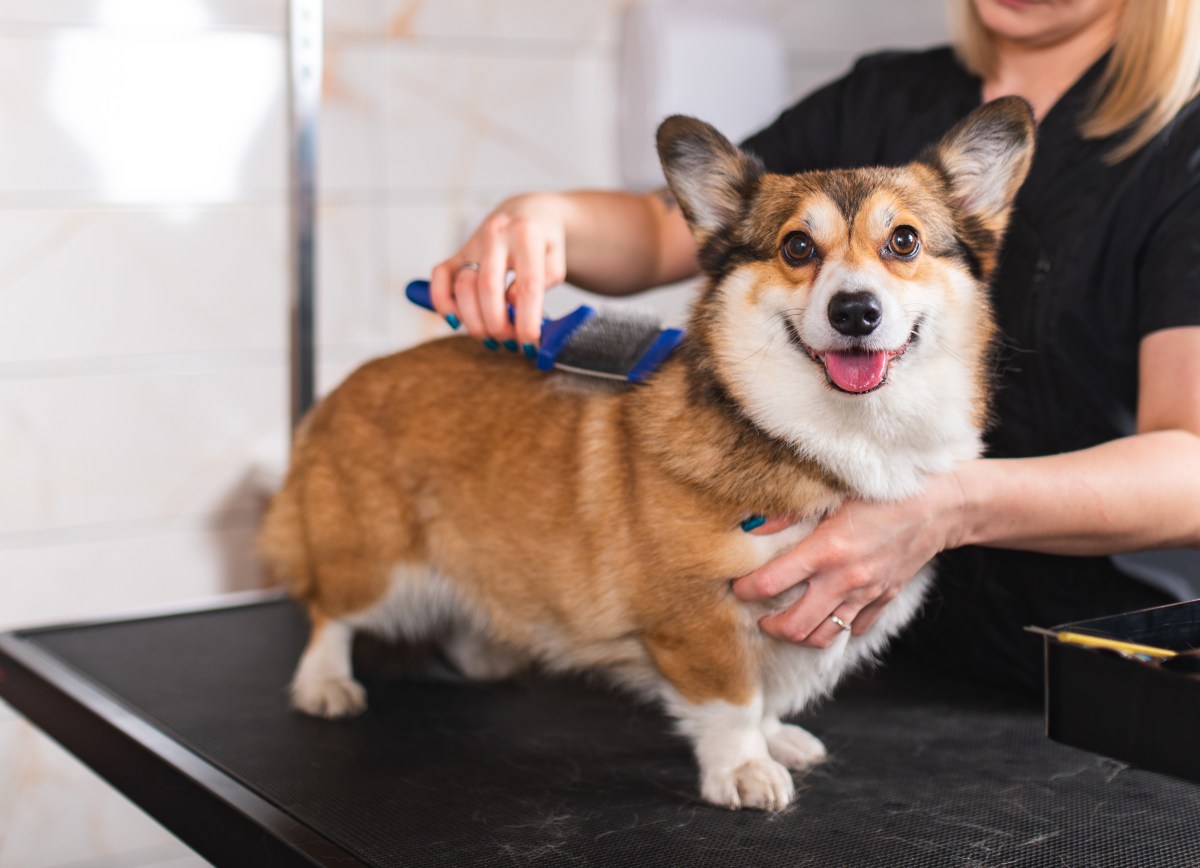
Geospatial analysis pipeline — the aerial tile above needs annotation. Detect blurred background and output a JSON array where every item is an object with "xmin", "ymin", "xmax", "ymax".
[{"xmin": 0, "ymin": 1, "xmax": 946, "ymax": 864}]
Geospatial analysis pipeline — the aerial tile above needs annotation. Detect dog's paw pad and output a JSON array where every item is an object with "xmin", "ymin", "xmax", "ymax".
[
  {"xmin": 766, "ymin": 723, "xmax": 827, "ymax": 771},
  {"xmin": 702, "ymin": 757, "xmax": 795, "ymax": 812},
  {"xmin": 291, "ymin": 676, "xmax": 367, "ymax": 719}
]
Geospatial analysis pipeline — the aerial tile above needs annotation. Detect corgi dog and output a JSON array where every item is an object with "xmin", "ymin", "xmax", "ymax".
[{"xmin": 260, "ymin": 97, "xmax": 1034, "ymax": 811}]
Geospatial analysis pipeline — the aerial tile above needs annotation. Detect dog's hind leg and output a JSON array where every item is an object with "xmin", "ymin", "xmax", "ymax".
[
  {"xmin": 291, "ymin": 610, "xmax": 366, "ymax": 718},
  {"xmin": 442, "ymin": 629, "xmax": 528, "ymax": 681},
  {"xmin": 647, "ymin": 613, "xmax": 794, "ymax": 811}
]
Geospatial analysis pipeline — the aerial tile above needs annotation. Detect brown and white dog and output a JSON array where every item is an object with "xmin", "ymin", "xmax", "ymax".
[{"xmin": 260, "ymin": 97, "xmax": 1034, "ymax": 811}]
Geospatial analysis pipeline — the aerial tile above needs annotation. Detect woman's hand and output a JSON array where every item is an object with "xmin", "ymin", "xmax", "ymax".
[
  {"xmin": 733, "ymin": 470, "xmax": 969, "ymax": 648},
  {"xmin": 429, "ymin": 193, "xmax": 569, "ymax": 351}
]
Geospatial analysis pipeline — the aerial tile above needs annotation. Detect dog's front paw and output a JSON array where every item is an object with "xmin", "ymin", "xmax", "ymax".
[
  {"xmin": 765, "ymin": 723, "xmax": 827, "ymax": 771},
  {"xmin": 291, "ymin": 675, "xmax": 367, "ymax": 719},
  {"xmin": 701, "ymin": 757, "xmax": 795, "ymax": 811}
]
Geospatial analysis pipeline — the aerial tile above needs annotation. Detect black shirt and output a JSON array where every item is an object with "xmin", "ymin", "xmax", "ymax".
[{"xmin": 742, "ymin": 48, "xmax": 1200, "ymax": 690}]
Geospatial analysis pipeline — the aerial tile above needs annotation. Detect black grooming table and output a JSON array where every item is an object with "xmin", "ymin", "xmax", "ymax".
[{"xmin": 2, "ymin": 596, "xmax": 1199, "ymax": 867}]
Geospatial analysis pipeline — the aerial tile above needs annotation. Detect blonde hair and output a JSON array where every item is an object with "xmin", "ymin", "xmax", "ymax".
[{"xmin": 951, "ymin": 0, "xmax": 1200, "ymax": 162}]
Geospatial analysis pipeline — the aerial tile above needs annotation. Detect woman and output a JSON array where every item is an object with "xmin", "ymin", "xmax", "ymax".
[{"xmin": 427, "ymin": 0, "xmax": 1200, "ymax": 691}]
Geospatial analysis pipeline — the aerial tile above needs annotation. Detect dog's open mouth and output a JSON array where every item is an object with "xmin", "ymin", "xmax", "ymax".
[{"xmin": 785, "ymin": 318, "xmax": 923, "ymax": 394}]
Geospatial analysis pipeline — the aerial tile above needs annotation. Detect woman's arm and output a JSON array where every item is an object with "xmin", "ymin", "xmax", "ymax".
[
  {"xmin": 427, "ymin": 189, "xmax": 697, "ymax": 348},
  {"xmin": 732, "ymin": 326, "xmax": 1200, "ymax": 648}
]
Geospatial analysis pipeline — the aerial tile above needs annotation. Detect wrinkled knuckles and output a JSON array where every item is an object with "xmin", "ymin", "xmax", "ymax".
[
  {"xmin": 808, "ymin": 632, "xmax": 837, "ymax": 650},
  {"xmin": 752, "ymin": 571, "xmax": 782, "ymax": 599},
  {"xmin": 484, "ymin": 214, "xmax": 509, "ymax": 239},
  {"xmin": 777, "ymin": 622, "xmax": 811, "ymax": 645},
  {"xmin": 508, "ymin": 280, "xmax": 541, "ymax": 303},
  {"xmin": 843, "ymin": 568, "xmax": 873, "ymax": 592},
  {"xmin": 820, "ymin": 538, "xmax": 849, "ymax": 566},
  {"xmin": 510, "ymin": 216, "xmax": 540, "ymax": 244}
]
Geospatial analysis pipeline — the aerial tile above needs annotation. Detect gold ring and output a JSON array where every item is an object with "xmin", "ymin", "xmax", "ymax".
[{"xmin": 830, "ymin": 614, "xmax": 852, "ymax": 631}]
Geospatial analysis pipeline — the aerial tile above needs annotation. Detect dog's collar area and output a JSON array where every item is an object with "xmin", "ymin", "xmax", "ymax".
[{"xmin": 784, "ymin": 316, "xmax": 924, "ymax": 395}]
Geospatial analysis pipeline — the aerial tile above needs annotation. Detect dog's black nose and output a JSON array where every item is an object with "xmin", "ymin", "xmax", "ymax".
[{"xmin": 828, "ymin": 291, "xmax": 882, "ymax": 337}]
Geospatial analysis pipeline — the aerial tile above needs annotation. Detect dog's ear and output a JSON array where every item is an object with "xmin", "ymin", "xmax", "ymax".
[
  {"xmin": 656, "ymin": 115, "xmax": 764, "ymax": 242},
  {"xmin": 923, "ymin": 96, "xmax": 1035, "ymax": 235}
]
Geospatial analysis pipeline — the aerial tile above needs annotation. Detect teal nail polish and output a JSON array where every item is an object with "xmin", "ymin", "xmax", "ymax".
[
  {"xmin": 741, "ymin": 514, "xmax": 766, "ymax": 532},
  {"xmin": 445, "ymin": 314, "xmax": 461, "ymax": 329},
  {"xmin": 503, "ymin": 340, "xmax": 519, "ymax": 353},
  {"xmin": 483, "ymin": 338, "xmax": 500, "ymax": 351},
  {"xmin": 522, "ymin": 343, "xmax": 537, "ymax": 360}
]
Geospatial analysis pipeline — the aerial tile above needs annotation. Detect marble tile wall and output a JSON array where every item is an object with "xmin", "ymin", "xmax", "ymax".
[{"xmin": 0, "ymin": 1, "xmax": 948, "ymax": 865}]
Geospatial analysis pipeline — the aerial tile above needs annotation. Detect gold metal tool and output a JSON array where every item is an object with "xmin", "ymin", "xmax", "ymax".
[{"xmin": 1024, "ymin": 626, "xmax": 1178, "ymax": 660}]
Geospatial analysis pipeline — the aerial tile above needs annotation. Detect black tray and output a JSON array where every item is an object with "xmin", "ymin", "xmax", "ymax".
[
  {"xmin": 1044, "ymin": 599, "xmax": 1200, "ymax": 785},
  {"xmin": 4, "ymin": 596, "xmax": 1200, "ymax": 867}
]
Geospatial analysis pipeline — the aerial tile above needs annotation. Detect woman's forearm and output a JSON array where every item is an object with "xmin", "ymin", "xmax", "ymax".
[
  {"xmin": 954, "ymin": 429, "xmax": 1200, "ymax": 555},
  {"xmin": 557, "ymin": 189, "xmax": 699, "ymax": 295}
]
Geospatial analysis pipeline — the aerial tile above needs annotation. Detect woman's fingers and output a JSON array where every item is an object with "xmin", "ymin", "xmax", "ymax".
[
  {"xmin": 846, "ymin": 595, "xmax": 894, "ymax": 637},
  {"xmin": 758, "ymin": 579, "xmax": 846, "ymax": 644},
  {"xmin": 452, "ymin": 264, "xmax": 489, "ymax": 340},
  {"xmin": 509, "ymin": 219, "xmax": 548, "ymax": 349},
  {"xmin": 799, "ymin": 603, "xmax": 865, "ymax": 649},
  {"xmin": 746, "ymin": 515, "xmax": 798, "ymax": 536},
  {"xmin": 545, "ymin": 231, "xmax": 567, "ymax": 288},
  {"xmin": 477, "ymin": 219, "xmax": 514, "ymax": 342},
  {"xmin": 732, "ymin": 540, "xmax": 816, "ymax": 601},
  {"xmin": 430, "ymin": 209, "xmax": 562, "ymax": 346},
  {"xmin": 429, "ymin": 260, "xmax": 459, "ymax": 324}
]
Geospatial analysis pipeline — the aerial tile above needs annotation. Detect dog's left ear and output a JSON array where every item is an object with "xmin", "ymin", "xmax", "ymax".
[
  {"xmin": 657, "ymin": 115, "xmax": 764, "ymax": 243},
  {"xmin": 923, "ymin": 96, "xmax": 1036, "ymax": 235}
]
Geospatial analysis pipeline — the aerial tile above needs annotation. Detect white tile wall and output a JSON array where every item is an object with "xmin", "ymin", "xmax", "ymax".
[
  {"xmin": 0, "ymin": 524, "xmax": 266, "ymax": 632},
  {"xmin": 383, "ymin": 0, "xmax": 622, "ymax": 45},
  {"xmin": 0, "ymin": 1, "xmax": 949, "ymax": 865},
  {"xmin": 320, "ymin": 39, "xmax": 388, "ymax": 196},
  {"xmin": 0, "ymin": 368, "xmax": 285, "ymax": 535},
  {"xmin": 0, "ymin": 206, "xmax": 287, "ymax": 363},
  {"xmin": 0, "ymin": 716, "xmax": 201, "ymax": 868},
  {"xmin": 386, "ymin": 44, "xmax": 620, "ymax": 195},
  {"xmin": 0, "ymin": 31, "xmax": 285, "ymax": 203}
]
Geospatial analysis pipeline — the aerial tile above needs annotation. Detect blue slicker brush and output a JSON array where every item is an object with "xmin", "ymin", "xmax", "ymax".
[{"xmin": 405, "ymin": 280, "xmax": 685, "ymax": 384}]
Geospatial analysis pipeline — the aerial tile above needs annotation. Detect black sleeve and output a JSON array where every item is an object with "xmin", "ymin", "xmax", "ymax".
[
  {"xmin": 739, "ymin": 51, "xmax": 936, "ymax": 176},
  {"xmin": 739, "ymin": 68, "xmax": 853, "ymax": 175},
  {"xmin": 1137, "ymin": 180, "xmax": 1200, "ymax": 337}
]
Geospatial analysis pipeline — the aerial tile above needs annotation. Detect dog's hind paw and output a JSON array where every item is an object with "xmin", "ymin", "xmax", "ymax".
[
  {"xmin": 702, "ymin": 757, "xmax": 795, "ymax": 811},
  {"xmin": 765, "ymin": 722, "xmax": 827, "ymax": 771},
  {"xmin": 291, "ymin": 676, "xmax": 367, "ymax": 719}
]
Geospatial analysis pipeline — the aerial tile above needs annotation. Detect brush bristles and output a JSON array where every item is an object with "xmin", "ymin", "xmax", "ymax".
[{"xmin": 554, "ymin": 308, "xmax": 665, "ymax": 377}]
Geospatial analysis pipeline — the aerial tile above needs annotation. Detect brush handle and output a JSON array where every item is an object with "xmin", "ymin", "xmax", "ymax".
[
  {"xmin": 405, "ymin": 280, "xmax": 437, "ymax": 313},
  {"xmin": 405, "ymin": 279, "xmax": 591, "ymax": 371},
  {"xmin": 405, "ymin": 278, "xmax": 676, "ymax": 382},
  {"xmin": 406, "ymin": 279, "xmax": 521, "ymax": 325}
]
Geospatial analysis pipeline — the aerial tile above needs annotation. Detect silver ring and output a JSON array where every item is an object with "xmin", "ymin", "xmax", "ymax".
[
  {"xmin": 456, "ymin": 260, "xmax": 480, "ymax": 274},
  {"xmin": 830, "ymin": 614, "xmax": 852, "ymax": 632}
]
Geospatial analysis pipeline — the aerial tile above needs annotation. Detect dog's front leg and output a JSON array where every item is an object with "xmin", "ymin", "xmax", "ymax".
[
  {"xmin": 761, "ymin": 714, "xmax": 828, "ymax": 771},
  {"xmin": 666, "ymin": 690, "xmax": 795, "ymax": 811},
  {"xmin": 648, "ymin": 620, "xmax": 794, "ymax": 811}
]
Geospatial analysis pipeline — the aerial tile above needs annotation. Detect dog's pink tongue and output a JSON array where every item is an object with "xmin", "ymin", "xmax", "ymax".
[{"xmin": 824, "ymin": 351, "xmax": 889, "ymax": 393}]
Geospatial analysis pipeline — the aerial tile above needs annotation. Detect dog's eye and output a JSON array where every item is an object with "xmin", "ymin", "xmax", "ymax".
[
  {"xmin": 781, "ymin": 231, "xmax": 816, "ymax": 265},
  {"xmin": 888, "ymin": 226, "xmax": 920, "ymax": 258}
]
